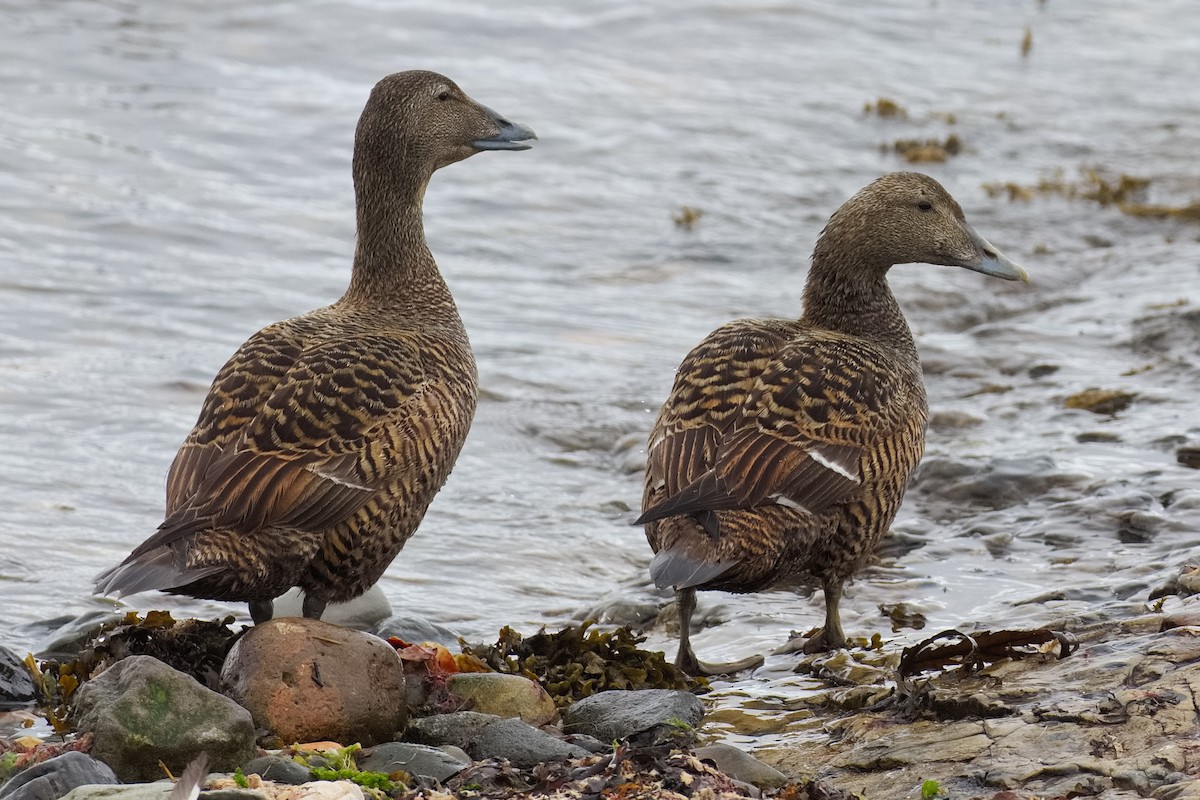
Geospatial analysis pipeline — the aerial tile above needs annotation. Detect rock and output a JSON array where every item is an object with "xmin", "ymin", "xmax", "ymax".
[
  {"xmin": 220, "ymin": 617, "xmax": 406, "ymax": 746},
  {"xmin": 357, "ymin": 742, "xmax": 470, "ymax": 783},
  {"xmin": 33, "ymin": 611, "xmax": 125, "ymax": 660},
  {"xmin": 563, "ymin": 689, "xmax": 704, "ymax": 745},
  {"xmin": 1177, "ymin": 446, "xmax": 1200, "ymax": 470},
  {"xmin": 0, "ymin": 645, "xmax": 36, "ymax": 706},
  {"xmin": 445, "ymin": 672, "xmax": 558, "ymax": 725},
  {"xmin": 58, "ymin": 784, "xmax": 268, "ymax": 799},
  {"xmin": 471, "ymin": 717, "xmax": 589, "ymax": 768},
  {"xmin": 911, "ymin": 455, "xmax": 1086, "ymax": 509},
  {"xmin": 373, "ymin": 615, "xmax": 460, "ymax": 647},
  {"xmin": 0, "ymin": 752, "xmax": 117, "ymax": 800},
  {"xmin": 72, "ymin": 655, "xmax": 255, "ymax": 782},
  {"xmin": 1063, "ymin": 387, "xmax": 1135, "ymax": 414},
  {"xmin": 59, "ymin": 786, "xmax": 174, "ymax": 799},
  {"xmin": 271, "ymin": 586, "xmax": 391, "ymax": 630},
  {"xmin": 694, "ymin": 744, "xmax": 789, "ymax": 790},
  {"xmin": 241, "ymin": 756, "xmax": 312, "ymax": 785},
  {"xmin": 275, "ymin": 783, "xmax": 364, "ymax": 800},
  {"xmin": 405, "ymin": 711, "xmax": 502, "ymax": 751}
]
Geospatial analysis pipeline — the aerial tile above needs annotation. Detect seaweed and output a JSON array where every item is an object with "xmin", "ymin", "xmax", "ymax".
[
  {"xmin": 898, "ymin": 628, "xmax": 1078, "ymax": 677},
  {"xmin": 672, "ymin": 206, "xmax": 703, "ymax": 230},
  {"xmin": 863, "ymin": 98, "xmax": 907, "ymax": 119},
  {"xmin": 983, "ymin": 169, "xmax": 1200, "ymax": 224},
  {"xmin": 31, "ymin": 611, "xmax": 239, "ymax": 732},
  {"xmin": 462, "ymin": 622, "xmax": 704, "ymax": 707},
  {"xmin": 886, "ymin": 134, "xmax": 962, "ymax": 164}
]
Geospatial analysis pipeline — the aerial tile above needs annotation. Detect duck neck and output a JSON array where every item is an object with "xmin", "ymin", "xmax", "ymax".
[
  {"xmin": 342, "ymin": 158, "xmax": 458, "ymax": 324},
  {"xmin": 801, "ymin": 241, "xmax": 916, "ymax": 357}
]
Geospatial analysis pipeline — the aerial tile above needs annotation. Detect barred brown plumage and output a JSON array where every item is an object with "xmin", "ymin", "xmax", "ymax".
[
  {"xmin": 94, "ymin": 70, "xmax": 536, "ymax": 623},
  {"xmin": 638, "ymin": 172, "xmax": 1028, "ymax": 676}
]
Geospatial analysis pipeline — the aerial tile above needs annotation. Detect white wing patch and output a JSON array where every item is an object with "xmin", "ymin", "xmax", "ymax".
[{"xmin": 809, "ymin": 445, "xmax": 859, "ymax": 482}]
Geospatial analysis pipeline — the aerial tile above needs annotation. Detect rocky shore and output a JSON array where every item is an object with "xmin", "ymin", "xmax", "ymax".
[{"xmin": 3, "ymin": 596, "xmax": 1200, "ymax": 800}]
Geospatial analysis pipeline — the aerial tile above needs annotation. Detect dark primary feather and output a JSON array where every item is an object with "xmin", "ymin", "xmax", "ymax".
[{"xmin": 641, "ymin": 172, "xmax": 1027, "ymax": 673}]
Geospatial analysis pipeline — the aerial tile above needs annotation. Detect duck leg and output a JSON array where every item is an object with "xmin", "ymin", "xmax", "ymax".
[
  {"xmin": 249, "ymin": 599, "xmax": 274, "ymax": 625},
  {"xmin": 302, "ymin": 592, "xmax": 328, "ymax": 621},
  {"xmin": 673, "ymin": 587, "xmax": 764, "ymax": 676},
  {"xmin": 802, "ymin": 579, "xmax": 848, "ymax": 653}
]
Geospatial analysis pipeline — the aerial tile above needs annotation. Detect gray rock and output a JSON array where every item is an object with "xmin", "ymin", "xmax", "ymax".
[
  {"xmin": 241, "ymin": 756, "xmax": 312, "ymax": 785},
  {"xmin": 33, "ymin": 611, "xmax": 124, "ymax": 661},
  {"xmin": 0, "ymin": 752, "xmax": 117, "ymax": 800},
  {"xmin": 471, "ymin": 717, "xmax": 589, "ymax": 768},
  {"xmin": 59, "ymin": 785, "xmax": 172, "ymax": 799},
  {"xmin": 0, "ymin": 645, "xmax": 36, "ymax": 706},
  {"xmin": 694, "ymin": 744, "xmax": 788, "ymax": 790},
  {"xmin": 405, "ymin": 711, "xmax": 502, "ymax": 751},
  {"xmin": 373, "ymin": 615, "xmax": 461, "ymax": 647},
  {"xmin": 357, "ymin": 742, "xmax": 470, "ymax": 782},
  {"xmin": 59, "ymin": 787, "xmax": 268, "ymax": 799},
  {"xmin": 563, "ymin": 733, "xmax": 608, "ymax": 753},
  {"xmin": 73, "ymin": 655, "xmax": 256, "ymax": 782},
  {"xmin": 563, "ymin": 689, "xmax": 704, "ymax": 745}
]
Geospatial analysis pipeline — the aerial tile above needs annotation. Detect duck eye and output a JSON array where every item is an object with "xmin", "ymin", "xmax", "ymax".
[
  {"xmin": 917, "ymin": 200, "xmax": 933, "ymax": 211},
  {"xmin": 436, "ymin": 90, "xmax": 451, "ymax": 102}
]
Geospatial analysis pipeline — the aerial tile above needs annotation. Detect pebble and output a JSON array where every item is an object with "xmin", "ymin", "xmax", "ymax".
[
  {"xmin": 241, "ymin": 756, "xmax": 312, "ymax": 786},
  {"xmin": 220, "ymin": 618, "xmax": 407, "ymax": 747}
]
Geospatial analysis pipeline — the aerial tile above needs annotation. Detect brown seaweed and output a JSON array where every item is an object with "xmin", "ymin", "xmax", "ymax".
[
  {"xmin": 462, "ymin": 622, "xmax": 704, "ymax": 707},
  {"xmin": 898, "ymin": 628, "xmax": 1078, "ymax": 677}
]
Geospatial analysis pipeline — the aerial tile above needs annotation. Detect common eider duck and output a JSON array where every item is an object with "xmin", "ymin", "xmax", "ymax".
[
  {"xmin": 638, "ymin": 172, "xmax": 1028, "ymax": 675},
  {"xmin": 94, "ymin": 70, "xmax": 536, "ymax": 623}
]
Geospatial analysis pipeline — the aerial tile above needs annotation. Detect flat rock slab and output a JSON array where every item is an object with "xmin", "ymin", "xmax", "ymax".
[
  {"xmin": 564, "ymin": 689, "xmax": 704, "ymax": 745},
  {"xmin": 756, "ymin": 618, "xmax": 1200, "ymax": 800},
  {"xmin": 72, "ymin": 655, "xmax": 256, "ymax": 782},
  {"xmin": 220, "ymin": 617, "xmax": 407, "ymax": 746}
]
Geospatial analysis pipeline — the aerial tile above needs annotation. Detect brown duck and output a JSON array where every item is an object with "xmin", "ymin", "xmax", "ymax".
[
  {"xmin": 638, "ymin": 172, "xmax": 1028, "ymax": 675},
  {"xmin": 94, "ymin": 70, "xmax": 536, "ymax": 623}
]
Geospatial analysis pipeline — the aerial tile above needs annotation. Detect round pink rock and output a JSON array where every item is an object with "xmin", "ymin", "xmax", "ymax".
[{"xmin": 220, "ymin": 618, "xmax": 407, "ymax": 746}]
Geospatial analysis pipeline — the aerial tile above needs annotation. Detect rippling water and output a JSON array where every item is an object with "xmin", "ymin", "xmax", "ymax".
[{"xmin": 2, "ymin": 0, "xmax": 1199, "ymax": 740}]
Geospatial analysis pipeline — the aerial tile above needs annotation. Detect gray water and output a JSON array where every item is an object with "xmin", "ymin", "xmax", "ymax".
[{"xmin": 2, "ymin": 0, "xmax": 1200, "ymax": 743}]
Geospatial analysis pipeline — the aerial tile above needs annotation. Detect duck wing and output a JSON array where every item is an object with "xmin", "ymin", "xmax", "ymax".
[
  {"xmin": 639, "ymin": 332, "xmax": 911, "ymax": 526},
  {"xmin": 130, "ymin": 331, "xmax": 426, "ymax": 560},
  {"xmin": 641, "ymin": 319, "xmax": 796, "ymax": 513}
]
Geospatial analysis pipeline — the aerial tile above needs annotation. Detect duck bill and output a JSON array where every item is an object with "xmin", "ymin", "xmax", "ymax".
[
  {"xmin": 473, "ymin": 105, "xmax": 538, "ymax": 151},
  {"xmin": 961, "ymin": 222, "xmax": 1030, "ymax": 283}
]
